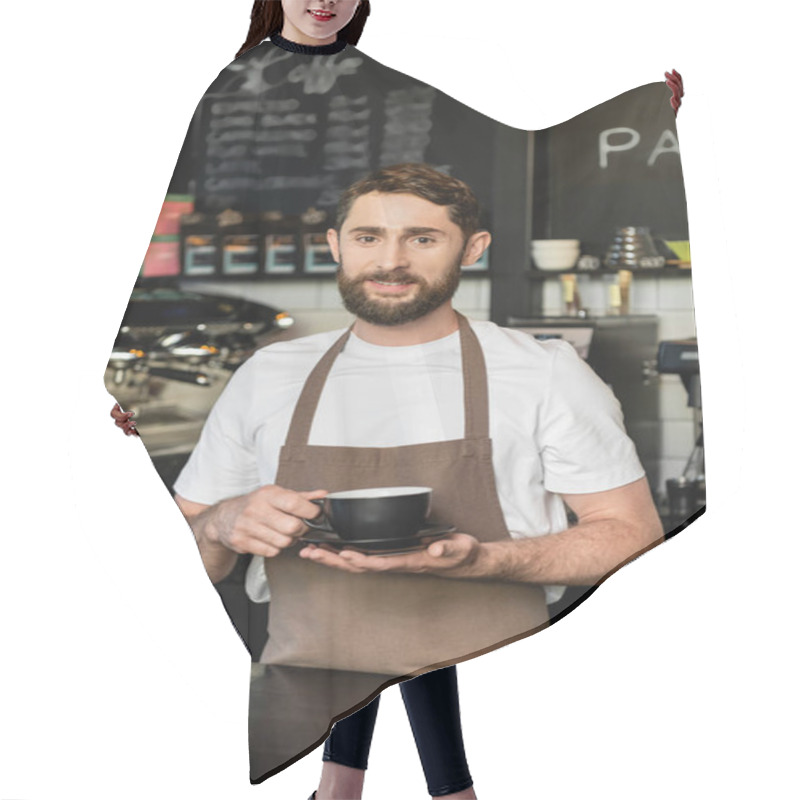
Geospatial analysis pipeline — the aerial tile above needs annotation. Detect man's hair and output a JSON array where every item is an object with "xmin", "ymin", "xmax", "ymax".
[
  {"xmin": 335, "ymin": 163, "xmax": 481, "ymax": 241},
  {"xmin": 236, "ymin": 1, "xmax": 372, "ymax": 59}
]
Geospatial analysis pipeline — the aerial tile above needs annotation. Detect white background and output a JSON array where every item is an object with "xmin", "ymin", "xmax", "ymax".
[{"xmin": 1, "ymin": 1, "xmax": 797, "ymax": 798}]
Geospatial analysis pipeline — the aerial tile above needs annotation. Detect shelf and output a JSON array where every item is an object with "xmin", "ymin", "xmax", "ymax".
[
  {"xmin": 527, "ymin": 267, "xmax": 692, "ymax": 281},
  {"xmin": 141, "ymin": 270, "xmax": 491, "ymax": 284}
]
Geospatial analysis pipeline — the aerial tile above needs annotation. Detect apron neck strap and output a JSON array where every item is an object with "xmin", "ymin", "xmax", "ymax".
[{"xmin": 284, "ymin": 312, "xmax": 490, "ymax": 447}]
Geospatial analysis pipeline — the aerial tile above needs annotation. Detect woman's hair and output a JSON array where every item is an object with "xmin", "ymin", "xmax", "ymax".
[
  {"xmin": 335, "ymin": 164, "xmax": 482, "ymax": 242},
  {"xmin": 236, "ymin": 1, "xmax": 371, "ymax": 59}
]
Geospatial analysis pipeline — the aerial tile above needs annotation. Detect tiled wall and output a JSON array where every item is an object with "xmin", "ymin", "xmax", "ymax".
[
  {"xmin": 181, "ymin": 271, "xmax": 698, "ymax": 496},
  {"xmin": 180, "ymin": 276, "xmax": 492, "ymax": 339}
]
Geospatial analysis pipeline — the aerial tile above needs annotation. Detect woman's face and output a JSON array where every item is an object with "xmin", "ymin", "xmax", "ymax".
[{"xmin": 280, "ymin": 0, "xmax": 361, "ymax": 46}]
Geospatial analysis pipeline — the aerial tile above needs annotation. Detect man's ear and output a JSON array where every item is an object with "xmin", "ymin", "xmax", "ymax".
[
  {"xmin": 326, "ymin": 228, "xmax": 341, "ymax": 263},
  {"xmin": 461, "ymin": 231, "xmax": 492, "ymax": 267}
]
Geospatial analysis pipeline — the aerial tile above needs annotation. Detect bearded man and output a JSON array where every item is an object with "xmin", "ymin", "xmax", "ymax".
[{"xmin": 171, "ymin": 162, "xmax": 662, "ymax": 800}]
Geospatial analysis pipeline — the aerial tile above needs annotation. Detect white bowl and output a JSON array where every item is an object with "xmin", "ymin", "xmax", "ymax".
[
  {"xmin": 531, "ymin": 245, "xmax": 580, "ymax": 255},
  {"xmin": 532, "ymin": 253, "xmax": 579, "ymax": 271},
  {"xmin": 532, "ymin": 239, "xmax": 580, "ymax": 249}
]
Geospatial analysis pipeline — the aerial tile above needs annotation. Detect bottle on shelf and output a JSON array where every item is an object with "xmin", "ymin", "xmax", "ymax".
[
  {"xmin": 560, "ymin": 273, "xmax": 580, "ymax": 317},
  {"xmin": 618, "ymin": 269, "xmax": 632, "ymax": 315},
  {"xmin": 607, "ymin": 269, "xmax": 632, "ymax": 315},
  {"xmin": 607, "ymin": 282, "xmax": 622, "ymax": 315}
]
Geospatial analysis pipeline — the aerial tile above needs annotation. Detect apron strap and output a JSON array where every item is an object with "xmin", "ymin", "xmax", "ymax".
[
  {"xmin": 458, "ymin": 312, "xmax": 490, "ymax": 441},
  {"xmin": 283, "ymin": 312, "xmax": 490, "ymax": 447},
  {"xmin": 284, "ymin": 325, "xmax": 353, "ymax": 448}
]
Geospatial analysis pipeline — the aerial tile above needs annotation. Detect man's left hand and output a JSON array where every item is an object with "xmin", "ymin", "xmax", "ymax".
[{"xmin": 298, "ymin": 533, "xmax": 483, "ymax": 577}]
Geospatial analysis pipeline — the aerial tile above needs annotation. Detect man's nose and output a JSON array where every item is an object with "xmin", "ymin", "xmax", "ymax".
[{"xmin": 376, "ymin": 239, "xmax": 410, "ymax": 271}]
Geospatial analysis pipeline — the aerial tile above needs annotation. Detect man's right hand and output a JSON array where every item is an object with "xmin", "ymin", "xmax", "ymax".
[
  {"xmin": 202, "ymin": 486, "xmax": 329, "ymax": 557},
  {"xmin": 175, "ymin": 487, "xmax": 328, "ymax": 583}
]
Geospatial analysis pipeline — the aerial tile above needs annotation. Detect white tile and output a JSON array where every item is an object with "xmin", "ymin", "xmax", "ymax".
[
  {"xmin": 179, "ymin": 279, "xmax": 322, "ymax": 310},
  {"xmin": 465, "ymin": 307, "xmax": 491, "ymax": 321},
  {"xmin": 628, "ymin": 275, "xmax": 659, "ymax": 311},
  {"xmin": 661, "ymin": 419, "xmax": 698, "ymax": 459},
  {"xmin": 542, "ymin": 278, "xmax": 562, "ymax": 313},
  {"xmin": 319, "ymin": 280, "xmax": 346, "ymax": 310},
  {"xmin": 657, "ymin": 310, "xmax": 697, "ymax": 340},
  {"xmin": 657, "ymin": 278, "xmax": 696, "ymax": 310},
  {"xmin": 264, "ymin": 281, "xmax": 323, "ymax": 310},
  {"xmin": 181, "ymin": 280, "xmax": 245, "ymax": 298},
  {"xmin": 575, "ymin": 277, "xmax": 605, "ymax": 313},
  {"xmin": 196, "ymin": 279, "xmax": 321, "ymax": 310},
  {"xmin": 288, "ymin": 309, "xmax": 353, "ymax": 338},
  {"xmin": 659, "ymin": 376, "xmax": 697, "ymax": 420},
  {"xmin": 452, "ymin": 279, "xmax": 480, "ymax": 310},
  {"xmin": 455, "ymin": 277, "xmax": 490, "ymax": 318},
  {"xmin": 476, "ymin": 278, "xmax": 491, "ymax": 311}
]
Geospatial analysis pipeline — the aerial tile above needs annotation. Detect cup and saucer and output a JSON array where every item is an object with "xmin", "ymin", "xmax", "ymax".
[{"xmin": 300, "ymin": 486, "xmax": 455, "ymax": 556}]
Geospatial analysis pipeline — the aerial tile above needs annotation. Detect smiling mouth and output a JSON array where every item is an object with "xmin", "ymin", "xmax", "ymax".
[
  {"xmin": 366, "ymin": 278, "xmax": 418, "ymax": 294},
  {"xmin": 308, "ymin": 9, "xmax": 336, "ymax": 21}
]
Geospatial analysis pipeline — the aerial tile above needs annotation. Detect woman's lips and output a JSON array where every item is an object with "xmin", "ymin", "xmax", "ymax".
[{"xmin": 307, "ymin": 9, "xmax": 335, "ymax": 22}]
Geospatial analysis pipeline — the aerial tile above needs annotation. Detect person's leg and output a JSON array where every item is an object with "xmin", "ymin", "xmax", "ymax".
[
  {"xmin": 400, "ymin": 666, "xmax": 476, "ymax": 798},
  {"xmin": 315, "ymin": 696, "xmax": 381, "ymax": 800}
]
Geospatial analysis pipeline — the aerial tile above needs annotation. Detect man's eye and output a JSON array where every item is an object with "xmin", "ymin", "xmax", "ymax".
[
  {"xmin": 356, "ymin": 235, "xmax": 377, "ymax": 243},
  {"xmin": 414, "ymin": 237, "xmax": 434, "ymax": 245}
]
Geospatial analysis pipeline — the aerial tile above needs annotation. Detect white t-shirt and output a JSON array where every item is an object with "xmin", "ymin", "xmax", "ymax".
[{"xmin": 174, "ymin": 319, "xmax": 645, "ymax": 604}]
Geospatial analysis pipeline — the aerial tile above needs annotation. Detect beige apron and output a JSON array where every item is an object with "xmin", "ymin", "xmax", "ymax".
[{"xmin": 261, "ymin": 313, "xmax": 549, "ymax": 676}]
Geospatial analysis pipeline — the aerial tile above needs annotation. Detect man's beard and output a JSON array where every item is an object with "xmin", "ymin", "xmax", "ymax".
[{"xmin": 336, "ymin": 249, "xmax": 464, "ymax": 326}]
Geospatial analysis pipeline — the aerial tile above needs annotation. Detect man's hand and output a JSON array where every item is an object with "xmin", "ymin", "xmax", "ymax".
[
  {"xmin": 299, "ymin": 477, "xmax": 663, "ymax": 587},
  {"xmin": 299, "ymin": 533, "xmax": 483, "ymax": 578},
  {"xmin": 204, "ymin": 485, "xmax": 329, "ymax": 558},
  {"xmin": 175, "ymin": 486, "xmax": 328, "ymax": 583}
]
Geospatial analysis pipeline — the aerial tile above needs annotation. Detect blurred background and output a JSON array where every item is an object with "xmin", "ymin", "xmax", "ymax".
[
  {"xmin": 106, "ymin": 65, "xmax": 701, "ymax": 539},
  {"xmin": 104, "ymin": 56, "xmax": 702, "ymax": 639}
]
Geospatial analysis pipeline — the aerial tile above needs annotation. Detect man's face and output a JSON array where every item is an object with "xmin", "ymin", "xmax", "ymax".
[{"xmin": 329, "ymin": 192, "xmax": 468, "ymax": 326}]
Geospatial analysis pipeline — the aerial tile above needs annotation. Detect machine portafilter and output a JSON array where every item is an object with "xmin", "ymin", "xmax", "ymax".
[
  {"xmin": 157, "ymin": 329, "xmax": 219, "ymax": 363},
  {"xmin": 150, "ymin": 328, "xmax": 220, "ymax": 385},
  {"xmin": 108, "ymin": 330, "xmax": 148, "ymax": 386}
]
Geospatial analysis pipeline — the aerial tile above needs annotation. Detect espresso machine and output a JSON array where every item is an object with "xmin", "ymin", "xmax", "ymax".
[
  {"xmin": 656, "ymin": 338, "xmax": 705, "ymax": 536},
  {"xmin": 106, "ymin": 283, "xmax": 295, "ymax": 490}
]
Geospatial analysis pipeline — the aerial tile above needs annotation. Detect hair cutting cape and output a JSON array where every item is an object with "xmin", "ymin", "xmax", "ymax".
[{"xmin": 106, "ymin": 38, "xmax": 702, "ymax": 782}]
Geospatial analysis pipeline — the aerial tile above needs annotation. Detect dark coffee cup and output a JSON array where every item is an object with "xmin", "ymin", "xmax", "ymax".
[{"xmin": 305, "ymin": 486, "xmax": 432, "ymax": 541}]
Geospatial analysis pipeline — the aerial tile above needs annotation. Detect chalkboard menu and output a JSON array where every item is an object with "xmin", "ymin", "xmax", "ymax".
[
  {"xmin": 160, "ymin": 45, "xmax": 688, "ymax": 284},
  {"xmin": 175, "ymin": 43, "xmax": 502, "ymax": 221},
  {"xmin": 534, "ymin": 82, "xmax": 689, "ymax": 255}
]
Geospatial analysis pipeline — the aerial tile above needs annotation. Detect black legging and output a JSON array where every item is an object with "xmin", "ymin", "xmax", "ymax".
[{"xmin": 323, "ymin": 666, "xmax": 473, "ymax": 797}]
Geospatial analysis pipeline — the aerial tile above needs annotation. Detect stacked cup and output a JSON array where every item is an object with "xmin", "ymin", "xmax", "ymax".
[
  {"xmin": 531, "ymin": 239, "xmax": 581, "ymax": 271},
  {"xmin": 603, "ymin": 227, "xmax": 665, "ymax": 269}
]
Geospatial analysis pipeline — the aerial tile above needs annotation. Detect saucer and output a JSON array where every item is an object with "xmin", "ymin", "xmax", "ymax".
[{"xmin": 300, "ymin": 524, "xmax": 455, "ymax": 556}]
